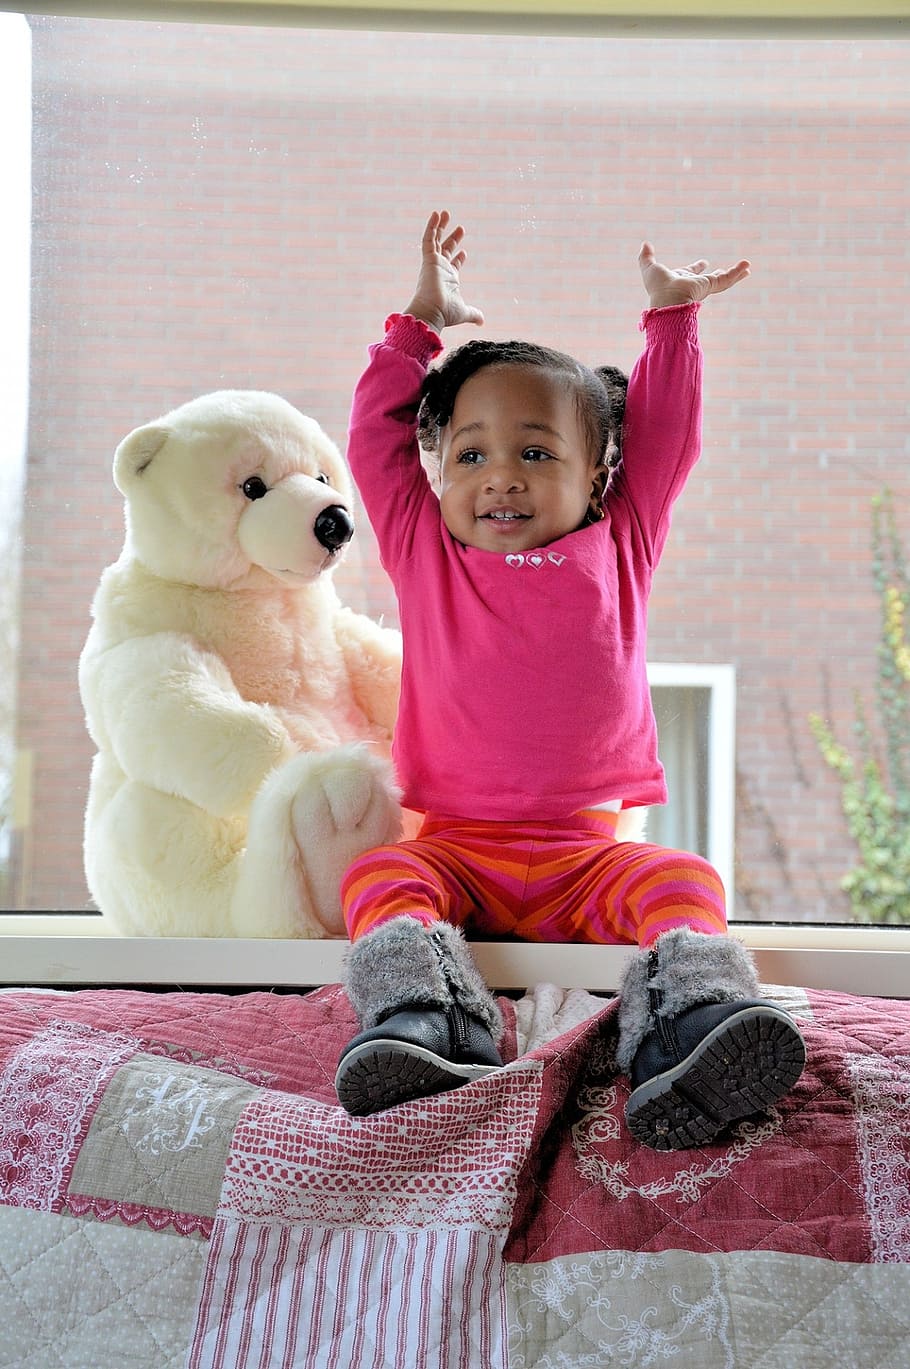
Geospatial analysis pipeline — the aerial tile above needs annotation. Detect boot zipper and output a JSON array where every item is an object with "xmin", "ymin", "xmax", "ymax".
[
  {"xmin": 429, "ymin": 929, "xmax": 470, "ymax": 1060},
  {"xmin": 647, "ymin": 947, "xmax": 678, "ymax": 1056},
  {"xmin": 449, "ymin": 1003, "xmax": 470, "ymax": 1058}
]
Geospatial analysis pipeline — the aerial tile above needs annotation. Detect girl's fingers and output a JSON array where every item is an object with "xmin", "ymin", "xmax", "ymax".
[
  {"xmin": 423, "ymin": 209, "xmax": 450, "ymax": 252},
  {"xmin": 422, "ymin": 212, "xmax": 441, "ymax": 254},
  {"xmin": 710, "ymin": 260, "xmax": 751, "ymax": 291},
  {"xmin": 423, "ymin": 211, "xmax": 468, "ymax": 263},
  {"xmin": 441, "ymin": 225, "xmax": 466, "ymax": 259}
]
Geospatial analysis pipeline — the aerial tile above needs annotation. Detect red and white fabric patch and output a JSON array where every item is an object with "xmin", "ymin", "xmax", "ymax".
[
  {"xmin": 0, "ymin": 1020, "xmax": 138, "ymax": 1211},
  {"xmin": 189, "ymin": 1061, "xmax": 543, "ymax": 1369}
]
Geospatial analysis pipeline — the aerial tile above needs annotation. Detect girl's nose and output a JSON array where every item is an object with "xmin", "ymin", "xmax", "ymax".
[{"xmin": 484, "ymin": 461, "xmax": 525, "ymax": 491}]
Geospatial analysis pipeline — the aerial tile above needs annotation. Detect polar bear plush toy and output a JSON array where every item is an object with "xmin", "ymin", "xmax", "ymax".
[{"xmin": 79, "ymin": 390, "xmax": 405, "ymax": 938}]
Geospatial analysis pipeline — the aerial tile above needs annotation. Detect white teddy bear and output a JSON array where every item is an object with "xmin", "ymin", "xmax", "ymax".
[{"xmin": 79, "ymin": 390, "xmax": 405, "ymax": 938}]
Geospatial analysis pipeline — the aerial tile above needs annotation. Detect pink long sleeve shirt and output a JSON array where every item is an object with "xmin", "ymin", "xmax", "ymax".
[{"xmin": 346, "ymin": 302, "xmax": 703, "ymax": 821}]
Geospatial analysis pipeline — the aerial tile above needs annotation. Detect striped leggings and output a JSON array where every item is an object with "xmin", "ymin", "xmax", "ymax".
[{"xmin": 341, "ymin": 808, "xmax": 727, "ymax": 947}]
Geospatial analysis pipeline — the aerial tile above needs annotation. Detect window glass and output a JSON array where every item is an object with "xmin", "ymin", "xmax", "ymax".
[
  {"xmin": 5, "ymin": 14, "xmax": 908, "ymax": 925},
  {"xmin": 650, "ymin": 686, "xmax": 710, "ymax": 858}
]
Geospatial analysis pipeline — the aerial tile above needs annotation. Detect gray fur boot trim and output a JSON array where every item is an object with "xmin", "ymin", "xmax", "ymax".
[
  {"xmin": 615, "ymin": 929, "xmax": 759, "ymax": 1074},
  {"xmin": 343, "ymin": 917, "xmax": 503, "ymax": 1040}
]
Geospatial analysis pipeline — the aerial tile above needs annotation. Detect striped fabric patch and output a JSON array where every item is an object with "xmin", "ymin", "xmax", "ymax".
[
  {"xmin": 188, "ymin": 1062, "xmax": 542, "ymax": 1369},
  {"xmin": 189, "ymin": 1222, "xmax": 506, "ymax": 1369}
]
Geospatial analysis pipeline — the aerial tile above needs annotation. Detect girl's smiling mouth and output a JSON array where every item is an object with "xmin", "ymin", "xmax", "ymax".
[{"xmin": 479, "ymin": 507, "xmax": 531, "ymax": 523}]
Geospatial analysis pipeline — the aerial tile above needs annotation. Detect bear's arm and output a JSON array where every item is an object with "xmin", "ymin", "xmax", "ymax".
[
  {"xmin": 332, "ymin": 607, "xmax": 403, "ymax": 738},
  {"xmin": 80, "ymin": 631, "xmax": 295, "ymax": 818}
]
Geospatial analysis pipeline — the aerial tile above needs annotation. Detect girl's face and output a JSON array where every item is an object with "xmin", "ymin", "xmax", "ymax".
[{"xmin": 436, "ymin": 365, "xmax": 600, "ymax": 554}]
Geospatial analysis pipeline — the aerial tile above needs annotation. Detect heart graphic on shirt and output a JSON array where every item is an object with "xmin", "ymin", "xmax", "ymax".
[
  {"xmin": 547, "ymin": 552, "xmax": 566, "ymax": 566},
  {"xmin": 527, "ymin": 554, "xmax": 545, "ymax": 568},
  {"xmin": 505, "ymin": 554, "xmax": 525, "ymax": 567}
]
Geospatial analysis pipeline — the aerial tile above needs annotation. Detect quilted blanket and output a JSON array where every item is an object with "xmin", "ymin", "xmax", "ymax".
[{"xmin": 0, "ymin": 980, "xmax": 908, "ymax": 1368}]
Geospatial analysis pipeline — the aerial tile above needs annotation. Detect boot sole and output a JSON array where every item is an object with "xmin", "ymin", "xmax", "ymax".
[
  {"xmin": 625, "ymin": 1005, "xmax": 806, "ymax": 1151},
  {"xmin": 335, "ymin": 1039, "xmax": 500, "ymax": 1117}
]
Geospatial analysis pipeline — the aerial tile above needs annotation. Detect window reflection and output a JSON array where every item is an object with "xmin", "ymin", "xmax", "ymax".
[{"xmin": 5, "ymin": 14, "xmax": 909, "ymax": 923}]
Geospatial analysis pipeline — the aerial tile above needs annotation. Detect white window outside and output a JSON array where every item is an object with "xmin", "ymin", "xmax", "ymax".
[{"xmin": 647, "ymin": 663, "xmax": 736, "ymax": 918}]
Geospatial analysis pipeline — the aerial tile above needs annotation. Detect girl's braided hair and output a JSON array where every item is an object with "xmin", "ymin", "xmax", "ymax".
[{"xmin": 416, "ymin": 340, "xmax": 629, "ymax": 486}]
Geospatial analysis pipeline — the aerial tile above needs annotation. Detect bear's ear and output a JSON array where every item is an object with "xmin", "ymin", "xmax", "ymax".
[{"xmin": 113, "ymin": 424, "xmax": 170, "ymax": 494}]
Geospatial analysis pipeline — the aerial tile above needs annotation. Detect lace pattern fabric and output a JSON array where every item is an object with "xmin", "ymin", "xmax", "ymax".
[
  {"xmin": 848, "ymin": 1050, "xmax": 910, "ymax": 1262},
  {"xmin": 221, "ymin": 1060, "xmax": 544, "ymax": 1233},
  {"xmin": 0, "ymin": 1020, "xmax": 138, "ymax": 1211}
]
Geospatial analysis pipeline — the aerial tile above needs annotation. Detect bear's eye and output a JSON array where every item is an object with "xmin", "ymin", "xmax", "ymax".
[
  {"xmin": 316, "ymin": 472, "xmax": 330, "ymax": 485},
  {"xmin": 241, "ymin": 476, "xmax": 268, "ymax": 501}
]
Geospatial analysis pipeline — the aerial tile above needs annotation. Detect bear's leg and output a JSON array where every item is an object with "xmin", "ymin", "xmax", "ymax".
[
  {"xmin": 86, "ymin": 780, "xmax": 243, "ymax": 936},
  {"xmin": 231, "ymin": 744, "xmax": 402, "ymax": 938}
]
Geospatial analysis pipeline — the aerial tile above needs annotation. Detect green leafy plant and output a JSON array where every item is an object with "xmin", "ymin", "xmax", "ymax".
[{"xmin": 809, "ymin": 490, "xmax": 910, "ymax": 924}]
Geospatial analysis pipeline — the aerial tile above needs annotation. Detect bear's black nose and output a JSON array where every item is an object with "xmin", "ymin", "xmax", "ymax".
[{"xmin": 314, "ymin": 505, "xmax": 354, "ymax": 552}]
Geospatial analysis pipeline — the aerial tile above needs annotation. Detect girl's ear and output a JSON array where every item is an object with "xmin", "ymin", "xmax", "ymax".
[{"xmin": 586, "ymin": 467, "xmax": 608, "ymax": 524}]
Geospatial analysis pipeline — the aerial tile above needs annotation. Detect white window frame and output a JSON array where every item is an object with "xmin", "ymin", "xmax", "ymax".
[
  {"xmin": 2, "ymin": 0, "xmax": 908, "ymax": 999},
  {"xmin": 0, "ymin": 922, "xmax": 907, "ymax": 999},
  {"xmin": 11, "ymin": 2, "xmax": 907, "ymax": 31},
  {"xmin": 648, "ymin": 662, "xmax": 735, "ymax": 913}
]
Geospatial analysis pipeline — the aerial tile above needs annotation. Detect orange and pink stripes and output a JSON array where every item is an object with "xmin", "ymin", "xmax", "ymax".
[{"xmin": 342, "ymin": 809, "xmax": 726, "ymax": 947}]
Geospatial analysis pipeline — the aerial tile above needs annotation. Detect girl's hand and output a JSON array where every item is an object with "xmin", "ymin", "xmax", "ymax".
[
  {"xmin": 403, "ymin": 210, "xmax": 485, "ymax": 334},
  {"xmin": 639, "ymin": 242, "xmax": 751, "ymax": 310}
]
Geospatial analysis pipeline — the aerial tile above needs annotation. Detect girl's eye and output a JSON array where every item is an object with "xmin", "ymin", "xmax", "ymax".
[
  {"xmin": 456, "ymin": 449, "xmax": 484, "ymax": 465},
  {"xmin": 523, "ymin": 447, "xmax": 552, "ymax": 463}
]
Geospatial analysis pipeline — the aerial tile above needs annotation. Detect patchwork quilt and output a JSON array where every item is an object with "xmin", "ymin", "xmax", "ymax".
[{"xmin": 0, "ymin": 980, "xmax": 908, "ymax": 1368}]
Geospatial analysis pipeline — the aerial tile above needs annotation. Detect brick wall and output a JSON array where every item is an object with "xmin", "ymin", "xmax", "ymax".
[{"xmin": 15, "ymin": 16, "xmax": 909, "ymax": 920}]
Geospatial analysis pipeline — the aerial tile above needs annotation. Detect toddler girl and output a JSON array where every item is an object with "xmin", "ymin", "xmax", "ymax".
[{"xmin": 335, "ymin": 211, "xmax": 805, "ymax": 1149}]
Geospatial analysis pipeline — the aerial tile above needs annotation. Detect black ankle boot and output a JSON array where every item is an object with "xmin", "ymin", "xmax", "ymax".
[
  {"xmin": 338, "ymin": 918, "xmax": 505, "ymax": 1116},
  {"xmin": 625, "ymin": 997, "xmax": 806, "ymax": 1150},
  {"xmin": 335, "ymin": 1005, "xmax": 503, "ymax": 1116},
  {"xmin": 616, "ymin": 930, "xmax": 806, "ymax": 1151}
]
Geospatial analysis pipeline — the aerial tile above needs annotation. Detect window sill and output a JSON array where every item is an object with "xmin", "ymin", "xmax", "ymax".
[{"xmin": 1, "ymin": 915, "xmax": 907, "ymax": 997}]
